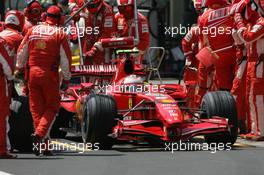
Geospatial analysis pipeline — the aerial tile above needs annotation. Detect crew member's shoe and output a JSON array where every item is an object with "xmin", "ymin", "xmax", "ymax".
[
  {"xmin": 42, "ymin": 138, "xmax": 53, "ymax": 156},
  {"xmin": 243, "ymin": 133, "xmax": 264, "ymax": 141},
  {"xmin": 43, "ymin": 150, "xmax": 54, "ymax": 156},
  {"xmin": 240, "ymin": 134, "xmax": 249, "ymax": 139},
  {"xmin": 0, "ymin": 153, "xmax": 17, "ymax": 159},
  {"xmin": 31, "ymin": 134, "xmax": 42, "ymax": 156},
  {"xmin": 249, "ymin": 135, "xmax": 264, "ymax": 141}
]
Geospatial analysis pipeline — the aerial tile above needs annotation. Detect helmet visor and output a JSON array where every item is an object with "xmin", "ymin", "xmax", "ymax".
[
  {"xmin": 30, "ymin": 8, "xmax": 41, "ymax": 15},
  {"xmin": 87, "ymin": 1, "xmax": 101, "ymax": 9}
]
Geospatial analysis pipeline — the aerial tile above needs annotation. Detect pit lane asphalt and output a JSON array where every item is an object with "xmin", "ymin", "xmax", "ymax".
[{"xmin": 0, "ymin": 138, "xmax": 264, "ymax": 175}]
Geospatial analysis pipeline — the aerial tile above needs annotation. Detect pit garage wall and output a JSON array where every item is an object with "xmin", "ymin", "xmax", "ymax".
[
  {"xmin": 170, "ymin": 0, "xmax": 184, "ymax": 29},
  {"xmin": 166, "ymin": 0, "xmax": 185, "ymax": 77},
  {"xmin": 150, "ymin": 0, "xmax": 197, "ymax": 77},
  {"xmin": 148, "ymin": 0, "xmax": 191, "ymax": 43},
  {"xmin": 170, "ymin": 0, "xmax": 198, "ymax": 27}
]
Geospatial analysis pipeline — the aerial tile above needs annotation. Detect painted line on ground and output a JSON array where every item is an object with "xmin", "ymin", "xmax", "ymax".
[
  {"xmin": 233, "ymin": 143, "xmax": 252, "ymax": 148},
  {"xmin": 236, "ymin": 139, "xmax": 264, "ymax": 148},
  {"xmin": 0, "ymin": 171, "xmax": 13, "ymax": 175}
]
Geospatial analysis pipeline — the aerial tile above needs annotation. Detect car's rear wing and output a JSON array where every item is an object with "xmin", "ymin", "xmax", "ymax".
[{"xmin": 70, "ymin": 65, "xmax": 117, "ymax": 77}]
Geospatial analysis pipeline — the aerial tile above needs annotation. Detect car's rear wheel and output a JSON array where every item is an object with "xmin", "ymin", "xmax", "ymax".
[
  {"xmin": 8, "ymin": 96, "xmax": 34, "ymax": 152},
  {"xmin": 81, "ymin": 94, "xmax": 117, "ymax": 150},
  {"xmin": 201, "ymin": 91, "xmax": 238, "ymax": 145}
]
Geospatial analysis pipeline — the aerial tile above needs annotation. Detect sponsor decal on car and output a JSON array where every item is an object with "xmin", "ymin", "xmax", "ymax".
[
  {"xmin": 159, "ymin": 99, "xmax": 174, "ymax": 104},
  {"xmin": 128, "ymin": 98, "xmax": 133, "ymax": 109}
]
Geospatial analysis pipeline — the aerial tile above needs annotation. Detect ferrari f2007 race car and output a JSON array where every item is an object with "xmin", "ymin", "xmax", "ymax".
[{"xmin": 8, "ymin": 48, "xmax": 238, "ymax": 151}]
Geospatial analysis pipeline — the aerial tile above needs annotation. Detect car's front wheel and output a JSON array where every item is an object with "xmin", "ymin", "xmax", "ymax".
[
  {"xmin": 201, "ymin": 91, "xmax": 238, "ymax": 145},
  {"xmin": 81, "ymin": 94, "xmax": 117, "ymax": 150}
]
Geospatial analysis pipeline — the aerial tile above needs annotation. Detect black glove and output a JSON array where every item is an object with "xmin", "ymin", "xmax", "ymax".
[{"xmin": 11, "ymin": 80, "xmax": 19, "ymax": 98}]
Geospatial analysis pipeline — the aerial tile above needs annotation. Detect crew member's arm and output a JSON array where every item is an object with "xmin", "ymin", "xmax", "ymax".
[
  {"xmin": 16, "ymin": 28, "xmax": 31, "ymax": 69},
  {"xmin": 137, "ymin": 16, "xmax": 150, "ymax": 52},
  {"xmin": 182, "ymin": 26, "xmax": 199, "ymax": 63},
  {"xmin": 235, "ymin": 13, "xmax": 264, "ymax": 43},
  {"xmin": 60, "ymin": 34, "xmax": 72, "ymax": 81},
  {"xmin": 0, "ymin": 41, "xmax": 13, "ymax": 80},
  {"xmin": 85, "ymin": 9, "xmax": 116, "ymax": 58}
]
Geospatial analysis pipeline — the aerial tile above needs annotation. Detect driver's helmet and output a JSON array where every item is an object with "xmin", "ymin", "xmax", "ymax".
[{"xmin": 123, "ymin": 74, "xmax": 144, "ymax": 84}]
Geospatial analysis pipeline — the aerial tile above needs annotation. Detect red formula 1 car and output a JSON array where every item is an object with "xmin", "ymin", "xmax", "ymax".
[
  {"xmin": 48, "ymin": 49, "xmax": 238, "ymax": 150},
  {"xmin": 8, "ymin": 49, "xmax": 238, "ymax": 151}
]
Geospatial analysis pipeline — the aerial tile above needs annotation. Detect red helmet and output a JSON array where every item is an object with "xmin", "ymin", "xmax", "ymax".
[
  {"xmin": 4, "ymin": 10, "xmax": 25, "ymax": 32},
  {"xmin": 202, "ymin": 0, "xmax": 228, "ymax": 7},
  {"xmin": 86, "ymin": 0, "xmax": 103, "ymax": 14},
  {"xmin": 117, "ymin": 0, "xmax": 135, "ymax": 19},
  {"xmin": 117, "ymin": 0, "xmax": 135, "ymax": 6},
  {"xmin": 45, "ymin": 5, "xmax": 64, "ymax": 26},
  {"xmin": 24, "ymin": 1, "xmax": 43, "ymax": 23},
  {"xmin": 193, "ymin": 0, "xmax": 203, "ymax": 13}
]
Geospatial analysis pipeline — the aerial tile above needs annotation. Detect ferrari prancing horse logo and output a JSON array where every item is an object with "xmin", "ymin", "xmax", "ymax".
[{"xmin": 35, "ymin": 40, "xmax": 46, "ymax": 50}]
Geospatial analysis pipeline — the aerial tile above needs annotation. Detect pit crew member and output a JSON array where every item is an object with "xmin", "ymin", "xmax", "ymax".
[
  {"xmin": 196, "ymin": 0, "xmax": 237, "ymax": 104},
  {"xmin": 230, "ymin": 0, "xmax": 254, "ymax": 133},
  {"xmin": 23, "ymin": 0, "xmax": 43, "ymax": 36},
  {"xmin": 115, "ymin": 0, "xmax": 150, "ymax": 70},
  {"xmin": 72, "ymin": 0, "xmax": 116, "ymax": 65},
  {"xmin": 0, "ymin": 10, "xmax": 24, "ymax": 63},
  {"xmin": 182, "ymin": 0, "xmax": 203, "ymax": 108},
  {"xmin": 0, "ymin": 37, "xmax": 16, "ymax": 159},
  {"xmin": 17, "ymin": 5, "xmax": 72, "ymax": 155},
  {"xmin": 234, "ymin": 0, "xmax": 264, "ymax": 141}
]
